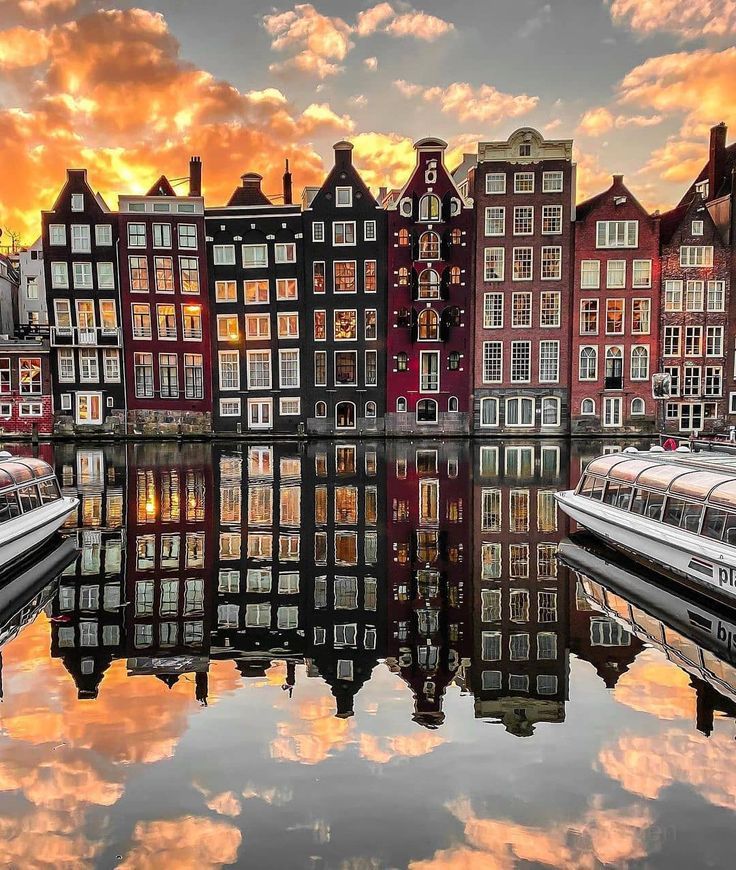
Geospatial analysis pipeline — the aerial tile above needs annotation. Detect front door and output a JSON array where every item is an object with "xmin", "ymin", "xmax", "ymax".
[
  {"xmin": 336, "ymin": 402, "xmax": 355, "ymax": 429},
  {"xmin": 603, "ymin": 397, "xmax": 622, "ymax": 428},
  {"xmin": 247, "ymin": 399, "xmax": 272, "ymax": 430},
  {"xmin": 76, "ymin": 392, "xmax": 103, "ymax": 425}
]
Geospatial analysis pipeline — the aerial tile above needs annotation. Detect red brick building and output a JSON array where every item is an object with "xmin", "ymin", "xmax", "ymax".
[
  {"xmin": 469, "ymin": 128, "xmax": 575, "ymax": 434},
  {"xmin": 118, "ymin": 159, "xmax": 211, "ymax": 434},
  {"xmin": 385, "ymin": 138, "xmax": 474, "ymax": 434},
  {"xmin": 0, "ymin": 337, "xmax": 53, "ymax": 434},
  {"xmin": 572, "ymin": 176, "xmax": 660, "ymax": 433}
]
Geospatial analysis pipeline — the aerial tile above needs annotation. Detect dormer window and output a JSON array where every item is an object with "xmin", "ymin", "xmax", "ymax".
[
  {"xmin": 336, "ymin": 187, "xmax": 352, "ymax": 207},
  {"xmin": 695, "ymin": 180, "xmax": 709, "ymax": 198},
  {"xmin": 419, "ymin": 194, "xmax": 441, "ymax": 222},
  {"xmin": 71, "ymin": 194, "xmax": 84, "ymax": 212},
  {"xmin": 519, "ymin": 143, "xmax": 532, "ymax": 157}
]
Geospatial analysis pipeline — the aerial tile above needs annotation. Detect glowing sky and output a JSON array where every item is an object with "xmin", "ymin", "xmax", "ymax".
[{"xmin": 1, "ymin": 0, "xmax": 735, "ymax": 241}]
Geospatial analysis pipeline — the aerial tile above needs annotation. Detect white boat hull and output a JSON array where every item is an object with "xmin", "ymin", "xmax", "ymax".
[
  {"xmin": 555, "ymin": 490, "xmax": 736, "ymax": 607},
  {"xmin": 0, "ymin": 497, "xmax": 78, "ymax": 572}
]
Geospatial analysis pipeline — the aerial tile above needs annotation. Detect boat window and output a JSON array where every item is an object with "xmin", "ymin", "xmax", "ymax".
[
  {"xmin": 631, "ymin": 489, "xmax": 664, "ymax": 520},
  {"xmin": 681, "ymin": 502, "xmax": 703, "ymax": 533},
  {"xmin": 38, "ymin": 479, "xmax": 61, "ymax": 503},
  {"xmin": 0, "ymin": 489, "xmax": 21, "ymax": 521},
  {"xmin": 0, "ymin": 469, "xmax": 13, "ymax": 489},
  {"xmin": 17, "ymin": 485, "xmax": 40, "ymax": 513},
  {"xmin": 1, "ymin": 462, "xmax": 34, "ymax": 485},
  {"xmin": 663, "ymin": 498, "xmax": 703, "ymax": 532},
  {"xmin": 581, "ymin": 476, "xmax": 605, "ymax": 501},
  {"xmin": 702, "ymin": 507, "xmax": 736, "ymax": 544},
  {"xmin": 21, "ymin": 458, "xmax": 54, "ymax": 479},
  {"xmin": 663, "ymin": 498, "xmax": 686, "ymax": 527},
  {"xmin": 602, "ymin": 482, "xmax": 632, "ymax": 510},
  {"xmin": 579, "ymin": 475, "xmax": 596, "ymax": 495}
]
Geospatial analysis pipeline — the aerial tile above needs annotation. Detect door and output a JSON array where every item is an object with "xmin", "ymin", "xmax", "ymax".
[
  {"xmin": 76, "ymin": 392, "xmax": 103, "ymax": 425},
  {"xmin": 603, "ymin": 397, "xmax": 622, "ymax": 428},
  {"xmin": 335, "ymin": 401, "xmax": 355, "ymax": 429},
  {"xmin": 247, "ymin": 399, "xmax": 272, "ymax": 430},
  {"xmin": 604, "ymin": 348, "xmax": 623, "ymax": 389}
]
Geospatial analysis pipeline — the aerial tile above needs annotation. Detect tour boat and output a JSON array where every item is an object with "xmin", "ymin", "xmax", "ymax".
[
  {"xmin": 0, "ymin": 456, "xmax": 78, "ymax": 572},
  {"xmin": 555, "ymin": 448, "xmax": 736, "ymax": 608}
]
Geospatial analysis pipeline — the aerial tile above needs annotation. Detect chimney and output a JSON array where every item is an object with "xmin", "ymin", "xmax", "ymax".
[
  {"xmin": 334, "ymin": 140, "xmax": 354, "ymax": 168},
  {"xmin": 189, "ymin": 156, "xmax": 202, "ymax": 196},
  {"xmin": 378, "ymin": 186, "xmax": 387, "ymax": 203},
  {"xmin": 708, "ymin": 122, "xmax": 727, "ymax": 201},
  {"xmin": 282, "ymin": 159, "xmax": 293, "ymax": 205},
  {"xmin": 242, "ymin": 172, "xmax": 264, "ymax": 192},
  {"xmin": 612, "ymin": 174, "xmax": 624, "ymax": 184}
]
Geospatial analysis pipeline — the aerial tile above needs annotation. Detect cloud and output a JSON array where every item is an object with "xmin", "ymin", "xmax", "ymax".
[
  {"xmin": 299, "ymin": 102, "xmax": 355, "ymax": 133},
  {"xmin": 574, "ymin": 148, "xmax": 615, "ymax": 202},
  {"xmin": 356, "ymin": 3, "xmax": 454, "ymax": 40},
  {"xmin": 395, "ymin": 80, "xmax": 538, "ymax": 123},
  {"xmin": 636, "ymin": 136, "xmax": 707, "ymax": 184},
  {"xmin": 610, "ymin": 0, "xmax": 736, "ymax": 40},
  {"xmin": 0, "ymin": 26, "xmax": 52, "ymax": 68},
  {"xmin": 2, "ymin": 0, "xmax": 78, "ymax": 20},
  {"xmin": 518, "ymin": 3, "xmax": 552, "ymax": 39},
  {"xmin": 577, "ymin": 106, "xmax": 663, "ymax": 137},
  {"xmin": 364, "ymin": 55, "xmax": 378, "ymax": 70},
  {"xmin": 263, "ymin": 3, "xmax": 354, "ymax": 78}
]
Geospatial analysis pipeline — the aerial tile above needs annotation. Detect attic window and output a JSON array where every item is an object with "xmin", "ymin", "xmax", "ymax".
[
  {"xmin": 153, "ymin": 203, "xmax": 171, "ymax": 213},
  {"xmin": 177, "ymin": 203, "xmax": 196, "ymax": 213},
  {"xmin": 336, "ymin": 187, "xmax": 352, "ymax": 207},
  {"xmin": 519, "ymin": 143, "xmax": 532, "ymax": 157},
  {"xmin": 695, "ymin": 180, "xmax": 709, "ymax": 198},
  {"xmin": 71, "ymin": 194, "xmax": 84, "ymax": 212},
  {"xmin": 692, "ymin": 220, "xmax": 704, "ymax": 236},
  {"xmin": 128, "ymin": 202, "xmax": 146, "ymax": 212}
]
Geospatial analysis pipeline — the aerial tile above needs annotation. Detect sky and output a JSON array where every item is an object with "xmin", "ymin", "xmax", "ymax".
[{"xmin": 0, "ymin": 0, "xmax": 735, "ymax": 241}]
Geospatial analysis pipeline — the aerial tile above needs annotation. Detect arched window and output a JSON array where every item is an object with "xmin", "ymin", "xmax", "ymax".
[
  {"xmin": 419, "ymin": 231, "xmax": 440, "ymax": 260},
  {"xmin": 396, "ymin": 397, "xmax": 407, "ymax": 413},
  {"xmin": 416, "ymin": 398, "xmax": 438, "ymax": 423},
  {"xmin": 396, "ymin": 308, "xmax": 411, "ymax": 327},
  {"xmin": 631, "ymin": 397, "xmax": 646, "ymax": 415},
  {"xmin": 419, "ymin": 194, "xmax": 441, "ymax": 222},
  {"xmin": 480, "ymin": 397, "xmax": 498, "ymax": 427},
  {"xmin": 541, "ymin": 397, "xmax": 561, "ymax": 427},
  {"xmin": 396, "ymin": 352, "xmax": 408, "ymax": 371},
  {"xmin": 335, "ymin": 401, "xmax": 355, "ymax": 429},
  {"xmin": 581, "ymin": 398, "xmax": 595, "ymax": 415},
  {"xmin": 450, "ymin": 228, "xmax": 462, "ymax": 245},
  {"xmin": 398, "ymin": 228, "xmax": 410, "ymax": 246},
  {"xmin": 315, "ymin": 401, "xmax": 327, "ymax": 418},
  {"xmin": 579, "ymin": 346, "xmax": 597, "ymax": 380},
  {"xmin": 446, "ymin": 305, "xmax": 461, "ymax": 327},
  {"xmin": 630, "ymin": 346, "xmax": 649, "ymax": 380},
  {"xmin": 418, "ymin": 269, "xmax": 440, "ymax": 299},
  {"xmin": 365, "ymin": 401, "xmax": 377, "ymax": 418},
  {"xmin": 448, "ymin": 396, "xmax": 458, "ymax": 412},
  {"xmin": 418, "ymin": 308, "xmax": 439, "ymax": 340},
  {"xmin": 398, "ymin": 266, "xmax": 409, "ymax": 285},
  {"xmin": 448, "ymin": 351, "xmax": 460, "ymax": 370},
  {"xmin": 449, "ymin": 266, "xmax": 461, "ymax": 284},
  {"xmin": 506, "ymin": 397, "xmax": 534, "ymax": 427}
]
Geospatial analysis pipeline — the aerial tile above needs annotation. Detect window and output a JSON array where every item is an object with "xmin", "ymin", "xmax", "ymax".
[
  {"xmin": 365, "ymin": 400, "xmax": 377, "ymax": 417},
  {"xmin": 514, "ymin": 206, "xmax": 533, "ymax": 235},
  {"xmin": 336, "ymin": 186, "xmax": 352, "ymax": 207},
  {"xmin": 220, "ymin": 398, "xmax": 240, "ymax": 416},
  {"xmin": 95, "ymin": 262, "xmax": 114, "ymax": 289},
  {"xmin": 606, "ymin": 260, "xmax": 625, "ymax": 288},
  {"xmin": 364, "ymin": 260, "xmax": 377, "ymax": 293},
  {"xmin": 334, "ymin": 261, "xmax": 356, "ymax": 293},
  {"xmin": 49, "ymin": 224, "xmax": 65, "ymax": 245},
  {"xmin": 279, "ymin": 349, "xmax": 300, "ymax": 388},
  {"xmin": 366, "ymin": 350, "xmax": 377, "ymax": 385},
  {"xmin": 129, "ymin": 256, "xmax": 149, "ymax": 291},
  {"xmin": 159, "ymin": 354, "xmax": 179, "ymax": 398},
  {"xmin": 418, "ymin": 269, "xmax": 440, "ymax": 299},
  {"xmin": 510, "ymin": 341, "xmax": 531, "ymax": 382},
  {"xmin": 485, "ymin": 206, "xmax": 505, "ymax": 236},
  {"xmin": 365, "ymin": 309, "xmax": 377, "ymax": 340},
  {"xmin": 71, "ymin": 224, "xmax": 91, "ymax": 253},
  {"xmin": 396, "ymin": 352, "xmax": 408, "ymax": 371},
  {"xmin": 157, "ymin": 304, "xmax": 177, "ymax": 339},
  {"xmin": 312, "ymin": 261, "xmax": 325, "ymax": 294},
  {"xmin": 215, "ymin": 280, "xmax": 237, "ymax": 302},
  {"xmin": 480, "ymin": 397, "xmax": 498, "ymax": 427},
  {"xmin": 680, "ymin": 246, "xmax": 713, "ymax": 266},
  {"xmin": 506, "ymin": 397, "xmax": 534, "ymax": 426},
  {"xmin": 315, "ymin": 400, "xmax": 327, "ymax": 417},
  {"xmin": 708, "ymin": 280, "xmax": 725, "ymax": 311},
  {"xmin": 514, "ymin": 172, "xmax": 534, "ymax": 193},
  {"xmin": 242, "ymin": 244, "xmax": 268, "ymax": 268},
  {"xmin": 127, "ymin": 223, "xmax": 146, "ymax": 247},
  {"xmin": 692, "ymin": 220, "xmax": 704, "ymax": 235},
  {"xmin": 134, "ymin": 353, "xmax": 154, "ymax": 397},
  {"xmin": 132, "ymin": 303, "xmax": 152, "ymax": 338},
  {"xmin": 274, "ymin": 243, "xmax": 296, "ymax": 263},
  {"xmin": 218, "ymin": 350, "xmax": 240, "ymax": 390},
  {"xmin": 632, "ymin": 260, "xmax": 651, "ymax": 287},
  {"xmin": 581, "ymin": 398, "xmax": 595, "ymax": 415},
  {"xmin": 484, "ymin": 247, "xmax": 504, "ymax": 281},
  {"xmin": 664, "ymin": 326, "xmax": 681, "ymax": 356},
  {"xmin": 416, "ymin": 398, "xmax": 438, "ymax": 423},
  {"xmin": 277, "ymin": 312, "xmax": 299, "ymax": 338},
  {"xmin": 314, "ymin": 351, "xmax": 327, "ymax": 386},
  {"xmin": 419, "ymin": 194, "xmax": 440, "ymax": 221},
  {"xmin": 486, "ymin": 172, "xmax": 506, "ymax": 194},
  {"xmin": 398, "ymin": 228, "xmax": 410, "ymax": 246},
  {"xmin": 51, "ymin": 262, "xmax": 68, "ymax": 288},
  {"xmin": 217, "ymin": 315, "xmax": 239, "ymax": 341},
  {"xmin": 153, "ymin": 223, "xmax": 172, "ymax": 248},
  {"xmin": 579, "ymin": 346, "xmax": 597, "ymax": 380},
  {"xmin": 512, "ymin": 292, "xmax": 532, "ymax": 327},
  {"xmin": 543, "ymin": 171, "xmax": 563, "ymax": 192},
  {"xmin": 180, "ymin": 257, "xmax": 199, "ymax": 293},
  {"xmin": 665, "ymin": 280, "xmax": 683, "ymax": 311},
  {"xmin": 314, "ymin": 310, "xmax": 326, "ymax": 340},
  {"xmin": 182, "ymin": 305, "xmax": 202, "ymax": 339},
  {"xmin": 581, "ymin": 260, "xmax": 600, "ymax": 289},
  {"xmin": 334, "ymin": 309, "xmax": 357, "ymax": 341},
  {"xmin": 448, "ymin": 351, "xmax": 460, "ymax": 371},
  {"xmin": 95, "ymin": 224, "xmax": 112, "ymax": 246},
  {"xmin": 244, "ymin": 279, "xmax": 269, "ymax": 304},
  {"xmin": 540, "ymin": 292, "xmax": 560, "ymax": 327},
  {"xmin": 333, "ymin": 222, "xmax": 356, "ymax": 245},
  {"xmin": 685, "ymin": 326, "xmax": 702, "ymax": 356},
  {"xmin": 484, "ymin": 293, "xmax": 503, "ymax": 329},
  {"xmin": 706, "ymin": 326, "xmax": 723, "ymax": 357},
  {"xmin": 335, "ymin": 351, "xmax": 357, "ymax": 385},
  {"xmin": 513, "ymin": 247, "xmax": 532, "ymax": 280},
  {"xmin": 542, "ymin": 205, "xmax": 562, "ymax": 234},
  {"xmin": 19, "ymin": 358, "xmax": 41, "ymax": 394},
  {"xmin": 419, "ymin": 231, "xmax": 440, "ymax": 259},
  {"xmin": 73, "ymin": 263, "xmax": 93, "ymax": 289},
  {"xmin": 596, "ymin": 221, "xmax": 638, "ymax": 248},
  {"xmin": 247, "ymin": 350, "xmax": 271, "ymax": 389},
  {"xmin": 245, "ymin": 315, "xmax": 270, "ymax": 340},
  {"xmin": 683, "ymin": 366, "xmax": 701, "ymax": 396},
  {"xmin": 606, "ymin": 299, "xmax": 624, "ymax": 334},
  {"xmin": 632, "ymin": 299, "xmax": 650, "ymax": 334},
  {"xmin": 58, "ymin": 349, "xmax": 75, "ymax": 382},
  {"xmin": 275, "ymin": 278, "xmax": 297, "ymax": 300},
  {"xmin": 396, "ymin": 397, "xmax": 407, "ymax": 412},
  {"xmin": 19, "ymin": 402, "xmax": 43, "ymax": 417},
  {"xmin": 686, "ymin": 280, "xmax": 704, "ymax": 311},
  {"xmin": 311, "ymin": 221, "xmax": 325, "ymax": 243},
  {"xmin": 630, "ymin": 346, "xmax": 649, "ymax": 380},
  {"xmin": 420, "ymin": 351, "xmax": 439, "ymax": 392},
  {"xmin": 213, "ymin": 244, "xmax": 235, "ymax": 265},
  {"xmin": 631, "ymin": 397, "xmax": 645, "ymax": 415},
  {"xmin": 71, "ymin": 193, "xmax": 84, "ymax": 211},
  {"xmin": 184, "ymin": 354, "xmax": 204, "ymax": 399},
  {"xmin": 539, "ymin": 341, "xmax": 559, "ymax": 383},
  {"xmin": 418, "ymin": 309, "xmax": 439, "ymax": 340}
]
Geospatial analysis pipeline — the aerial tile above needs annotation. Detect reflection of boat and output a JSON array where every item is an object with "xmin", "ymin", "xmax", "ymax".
[
  {"xmin": 0, "ymin": 457, "xmax": 78, "ymax": 571},
  {"xmin": 0, "ymin": 535, "xmax": 78, "ymax": 650},
  {"xmin": 559, "ymin": 533, "xmax": 736, "ymax": 714},
  {"xmin": 555, "ymin": 450, "xmax": 736, "ymax": 607}
]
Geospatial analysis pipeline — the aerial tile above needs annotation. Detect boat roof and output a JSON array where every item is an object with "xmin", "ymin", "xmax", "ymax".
[
  {"xmin": 0, "ymin": 458, "xmax": 54, "ymax": 490},
  {"xmin": 585, "ymin": 450, "xmax": 736, "ymax": 506}
]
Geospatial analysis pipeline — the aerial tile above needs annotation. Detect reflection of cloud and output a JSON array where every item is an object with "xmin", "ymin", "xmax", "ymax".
[
  {"xmin": 119, "ymin": 816, "xmax": 242, "ymax": 869},
  {"xmin": 194, "ymin": 782, "xmax": 242, "ymax": 817},
  {"xmin": 0, "ymin": 809, "xmax": 103, "ymax": 869},
  {"xmin": 359, "ymin": 732, "xmax": 444, "ymax": 764},
  {"xmin": 613, "ymin": 649, "xmax": 697, "ymax": 721},
  {"xmin": 411, "ymin": 797, "xmax": 654, "ymax": 869},
  {"xmin": 242, "ymin": 783, "xmax": 294, "ymax": 806},
  {"xmin": 271, "ymin": 696, "xmax": 354, "ymax": 764},
  {"xmin": 600, "ymin": 729, "xmax": 736, "ymax": 809}
]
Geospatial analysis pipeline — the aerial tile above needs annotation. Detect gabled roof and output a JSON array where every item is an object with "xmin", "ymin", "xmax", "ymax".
[
  {"xmin": 678, "ymin": 142, "xmax": 736, "ymax": 206},
  {"xmin": 658, "ymin": 201, "xmax": 690, "ymax": 246},
  {"xmin": 145, "ymin": 175, "xmax": 177, "ymax": 197},
  {"xmin": 576, "ymin": 176, "xmax": 651, "ymax": 222},
  {"xmin": 308, "ymin": 143, "xmax": 377, "ymax": 211}
]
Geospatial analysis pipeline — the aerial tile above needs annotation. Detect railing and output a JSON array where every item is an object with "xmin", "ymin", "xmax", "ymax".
[{"xmin": 51, "ymin": 327, "xmax": 122, "ymax": 346}]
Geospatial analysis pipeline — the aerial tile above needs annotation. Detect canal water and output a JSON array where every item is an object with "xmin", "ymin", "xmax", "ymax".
[{"xmin": 0, "ymin": 438, "xmax": 734, "ymax": 869}]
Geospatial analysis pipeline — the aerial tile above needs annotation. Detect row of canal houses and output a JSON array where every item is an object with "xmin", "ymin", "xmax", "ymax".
[{"xmin": 30, "ymin": 122, "xmax": 736, "ymax": 436}]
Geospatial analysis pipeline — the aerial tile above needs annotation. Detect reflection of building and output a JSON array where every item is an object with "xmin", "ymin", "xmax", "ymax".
[
  {"xmin": 125, "ymin": 443, "xmax": 214, "ymax": 698},
  {"xmin": 51, "ymin": 444, "xmax": 128, "ymax": 697},
  {"xmin": 304, "ymin": 441, "xmax": 387, "ymax": 717},
  {"xmin": 386, "ymin": 441, "xmax": 472, "ymax": 726},
  {"xmin": 471, "ymin": 441, "xmax": 570, "ymax": 735}
]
